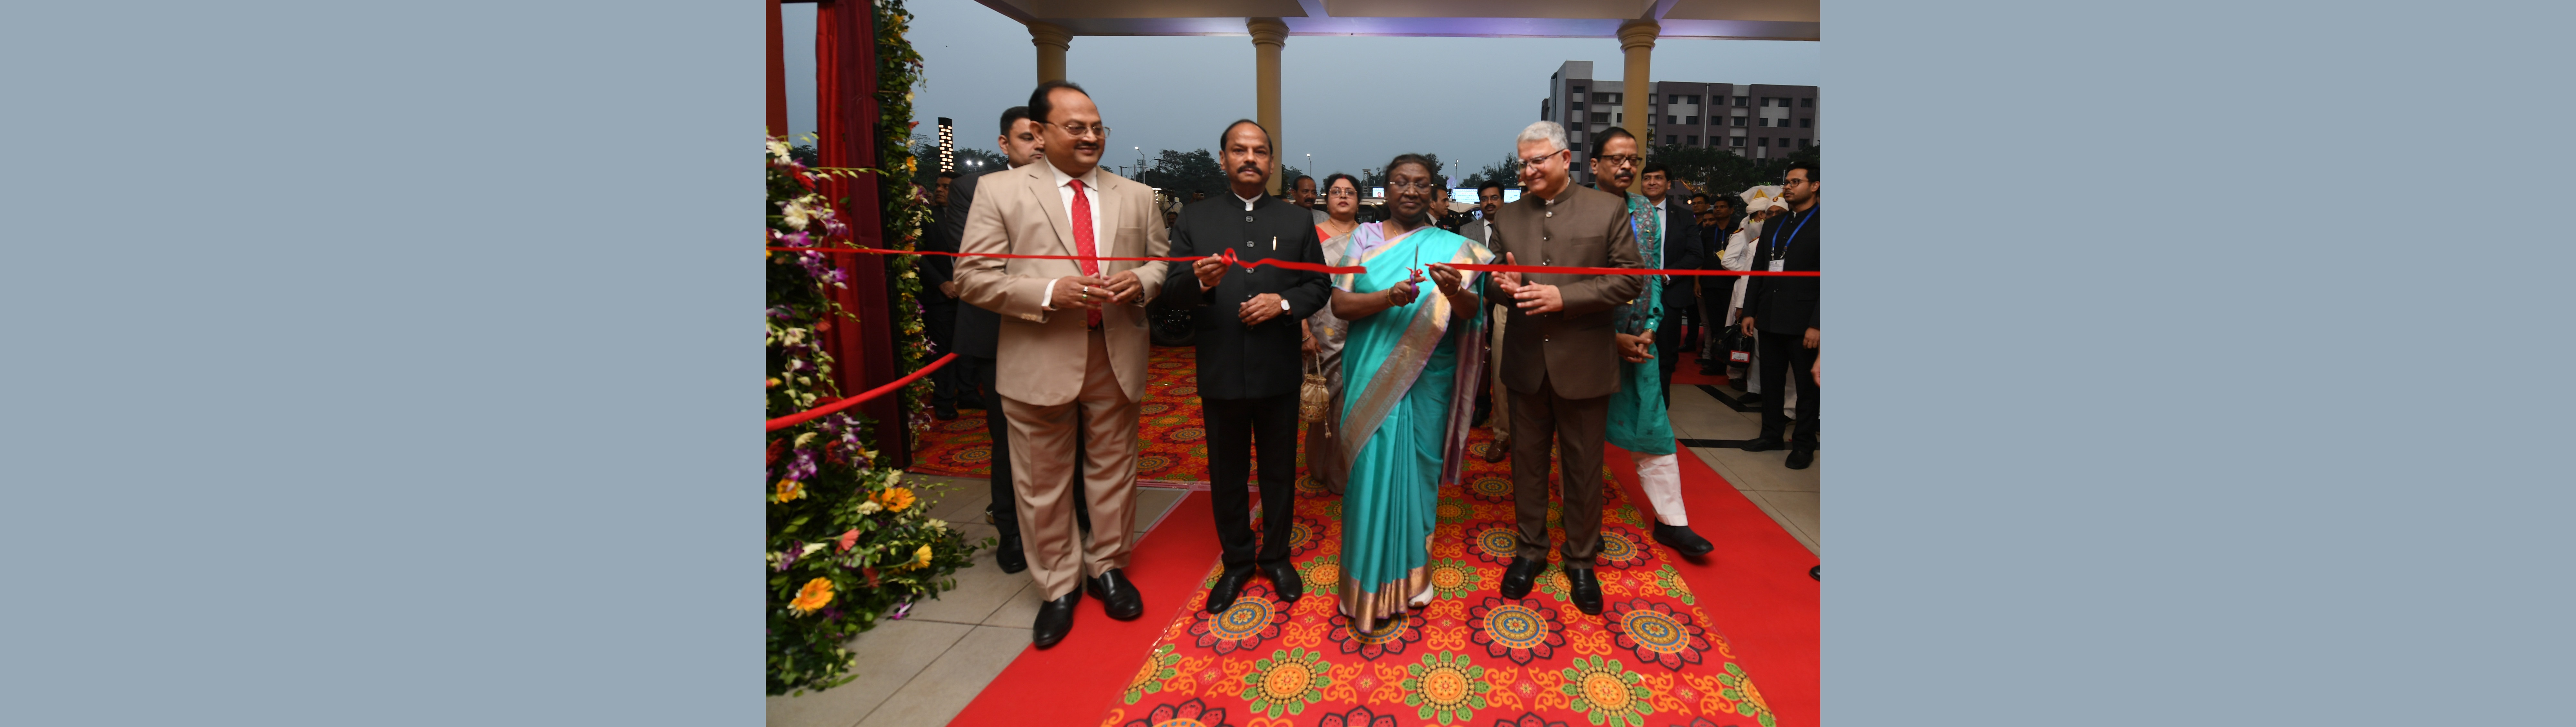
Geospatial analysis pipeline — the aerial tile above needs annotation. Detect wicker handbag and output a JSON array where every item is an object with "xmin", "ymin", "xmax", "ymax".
[{"xmin": 1299, "ymin": 354, "xmax": 1331, "ymax": 424}]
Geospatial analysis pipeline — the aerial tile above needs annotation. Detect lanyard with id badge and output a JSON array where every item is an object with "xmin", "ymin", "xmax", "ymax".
[{"xmin": 1767, "ymin": 208, "xmax": 1813, "ymax": 272}]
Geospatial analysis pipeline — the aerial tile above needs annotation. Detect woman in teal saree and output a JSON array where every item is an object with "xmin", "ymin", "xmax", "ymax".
[{"xmin": 1328, "ymin": 156, "xmax": 1493, "ymax": 632}]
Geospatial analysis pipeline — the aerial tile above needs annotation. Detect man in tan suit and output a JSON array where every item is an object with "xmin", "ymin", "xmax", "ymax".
[
  {"xmin": 1484, "ymin": 120, "xmax": 1645, "ymax": 617},
  {"xmin": 954, "ymin": 81, "xmax": 1170, "ymax": 648}
]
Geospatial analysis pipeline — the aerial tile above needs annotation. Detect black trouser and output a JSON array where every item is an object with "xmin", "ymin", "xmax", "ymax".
[
  {"xmin": 1653, "ymin": 308, "xmax": 1688, "ymax": 405},
  {"xmin": 1510, "ymin": 374, "xmax": 1609, "ymax": 567},
  {"xmin": 1756, "ymin": 329, "xmax": 1820, "ymax": 448},
  {"xmin": 1202, "ymin": 393, "xmax": 1298, "ymax": 571},
  {"xmin": 979, "ymin": 355, "xmax": 1088, "ymax": 534},
  {"xmin": 922, "ymin": 298, "xmax": 961, "ymax": 406}
]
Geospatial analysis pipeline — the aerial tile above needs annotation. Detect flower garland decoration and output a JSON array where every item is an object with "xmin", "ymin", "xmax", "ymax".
[
  {"xmin": 767, "ymin": 132, "xmax": 990, "ymax": 696},
  {"xmin": 872, "ymin": 0, "xmax": 938, "ymax": 432}
]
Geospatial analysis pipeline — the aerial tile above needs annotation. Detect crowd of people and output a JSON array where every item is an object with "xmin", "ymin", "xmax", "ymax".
[{"xmin": 920, "ymin": 80, "xmax": 1820, "ymax": 648}]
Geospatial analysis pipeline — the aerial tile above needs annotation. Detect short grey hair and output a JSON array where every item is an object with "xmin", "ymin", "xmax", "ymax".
[{"xmin": 1517, "ymin": 120, "xmax": 1569, "ymax": 153}]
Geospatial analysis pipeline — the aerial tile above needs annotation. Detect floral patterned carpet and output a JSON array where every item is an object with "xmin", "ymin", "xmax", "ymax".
[
  {"xmin": 1099, "ymin": 426, "xmax": 1780, "ymax": 727},
  {"xmin": 910, "ymin": 346, "xmax": 1221, "ymax": 484}
]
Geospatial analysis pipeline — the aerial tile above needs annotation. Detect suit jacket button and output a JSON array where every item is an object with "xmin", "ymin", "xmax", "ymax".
[{"xmin": 1244, "ymin": 215, "xmax": 1254, "ymax": 223}]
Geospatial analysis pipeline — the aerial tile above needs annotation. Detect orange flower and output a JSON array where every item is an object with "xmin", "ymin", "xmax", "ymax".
[
  {"xmin": 871, "ymin": 486, "xmax": 916, "ymax": 513},
  {"xmin": 788, "ymin": 577, "xmax": 834, "ymax": 613},
  {"xmin": 907, "ymin": 544, "xmax": 934, "ymax": 569},
  {"xmin": 774, "ymin": 479, "xmax": 805, "ymax": 503}
]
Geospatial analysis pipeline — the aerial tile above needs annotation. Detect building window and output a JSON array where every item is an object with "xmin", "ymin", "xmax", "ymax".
[
  {"xmin": 1800, "ymin": 118, "xmax": 1811, "ymax": 128},
  {"xmin": 1667, "ymin": 135, "xmax": 1679, "ymax": 144},
  {"xmin": 1733, "ymin": 96, "xmax": 1747, "ymax": 106},
  {"xmin": 1687, "ymin": 135, "xmax": 1699, "ymax": 146},
  {"xmin": 1799, "ymin": 138, "xmax": 1811, "ymax": 149},
  {"xmin": 1570, "ymin": 86, "xmax": 1585, "ymax": 95},
  {"xmin": 1569, "ymin": 100, "xmax": 1586, "ymax": 110},
  {"xmin": 1667, "ymin": 115, "xmax": 1678, "ymax": 125},
  {"xmin": 1802, "ymin": 98, "xmax": 1814, "ymax": 108},
  {"xmin": 1756, "ymin": 118, "xmax": 1768, "ymax": 127},
  {"xmin": 1758, "ymin": 138, "xmax": 1769, "ymax": 147},
  {"xmin": 1591, "ymin": 111, "xmax": 1610, "ymax": 122},
  {"xmin": 1684, "ymin": 116, "xmax": 1698, "ymax": 124},
  {"xmin": 1730, "ymin": 137, "xmax": 1744, "ymax": 147}
]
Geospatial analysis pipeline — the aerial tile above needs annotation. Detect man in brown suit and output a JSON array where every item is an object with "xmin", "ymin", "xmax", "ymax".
[
  {"xmin": 1485, "ymin": 120, "xmax": 1645, "ymax": 616},
  {"xmin": 954, "ymin": 81, "xmax": 1170, "ymax": 648}
]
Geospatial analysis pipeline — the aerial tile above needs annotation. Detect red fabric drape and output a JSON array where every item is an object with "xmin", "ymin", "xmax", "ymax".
[
  {"xmin": 814, "ymin": 0, "xmax": 906, "ymax": 463},
  {"xmin": 766, "ymin": 0, "xmax": 788, "ymax": 137}
]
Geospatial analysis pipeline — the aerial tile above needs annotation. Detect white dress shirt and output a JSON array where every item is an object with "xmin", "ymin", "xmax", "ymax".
[{"xmin": 1039, "ymin": 161, "xmax": 1108, "ymax": 310}]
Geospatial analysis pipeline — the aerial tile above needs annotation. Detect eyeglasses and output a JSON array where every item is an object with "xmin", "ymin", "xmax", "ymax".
[
  {"xmin": 1053, "ymin": 122, "xmax": 1111, "ymax": 139},
  {"xmin": 1385, "ymin": 181, "xmax": 1437, "ymax": 192},
  {"xmin": 1593, "ymin": 154, "xmax": 1642, "ymax": 167},
  {"xmin": 1517, "ymin": 150, "xmax": 1566, "ymax": 170}
]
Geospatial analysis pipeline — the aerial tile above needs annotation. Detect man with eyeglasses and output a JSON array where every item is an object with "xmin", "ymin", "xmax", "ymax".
[
  {"xmin": 1737, "ymin": 161, "xmax": 1820, "ymax": 470},
  {"xmin": 1486, "ymin": 120, "xmax": 1646, "ymax": 616},
  {"xmin": 1583, "ymin": 128, "xmax": 1714, "ymax": 558},
  {"xmin": 1163, "ymin": 120, "xmax": 1330, "ymax": 614},
  {"xmin": 954, "ymin": 80, "xmax": 1172, "ymax": 648},
  {"xmin": 940, "ymin": 105, "xmax": 1093, "ymax": 578}
]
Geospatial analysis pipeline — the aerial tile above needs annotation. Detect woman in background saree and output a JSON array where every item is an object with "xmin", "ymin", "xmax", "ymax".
[
  {"xmin": 1303, "ymin": 173, "xmax": 1365, "ymax": 495},
  {"xmin": 1330, "ymin": 156, "xmax": 1492, "ymax": 632}
]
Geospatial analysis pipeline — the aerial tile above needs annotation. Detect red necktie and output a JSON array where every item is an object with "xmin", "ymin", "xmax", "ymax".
[{"xmin": 1068, "ymin": 179, "xmax": 1102, "ymax": 328}]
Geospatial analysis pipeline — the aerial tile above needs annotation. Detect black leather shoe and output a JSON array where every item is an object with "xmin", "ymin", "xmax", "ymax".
[
  {"xmin": 1205, "ymin": 568, "xmax": 1255, "ymax": 614},
  {"xmin": 1032, "ymin": 589, "xmax": 1080, "ymax": 648},
  {"xmin": 1739, "ymin": 437, "xmax": 1783, "ymax": 452},
  {"xmin": 1809, "ymin": 565, "xmax": 1820, "ymax": 581},
  {"xmin": 1785, "ymin": 449, "xmax": 1815, "ymax": 470},
  {"xmin": 1088, "ymin": 568, "xmax": 1145, "ymax": 621},
  {"xmin": 1653, "ymin": 523, "xmax": 1715, "ymax": 557},
  {"xmin": 1564, "ymin": 566, "xmax": 1603, "ymax": 615},
  {"xmin": 1482, "ymin": 440, "xmax": 1509, "ymax": 463},
  {"xmin": 933, "ymin": 403, "xmax": 958, "ymax": 421},
  {"xmin": 1736, "ymin": 392, "xmax": 1763, "ymax": 406},
  {"xmin": 958, "ymin": 395, "xmax": 988, "ymax": 411},
  {"xmin": 1498, "ymin": 556, "xmax": 1543, "ymax": 600},
  {"xmin": 993, "ymin": 526, "xmax": 1028, "ymax": 574},
  {"xmin": 1261, "ymin": 561, "xmax": 1303, "ymax": 603}
]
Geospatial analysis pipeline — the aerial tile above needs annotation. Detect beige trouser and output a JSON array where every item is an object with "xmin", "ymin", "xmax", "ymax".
[{"xmin": 1001, "ymin": 329, "xmax": 1140, "ymax": 601}]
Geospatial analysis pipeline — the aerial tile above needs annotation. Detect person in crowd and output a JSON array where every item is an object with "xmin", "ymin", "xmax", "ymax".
[
  {"xmin": 1303, "ymin": 173, "xmax": 1364, "ymax": 496},
  {"xmin": 923, "ymin": 170, "xmax": 972, "ymax": 421},
  {"xmin": 1328, "ymin": 153, "xmax": 1491, "ymax": 630},
  {"xmin": 1165, "ymin": 120, "xmax": 1330, "ymax": 613},
  {"xmin": 1458, "ymin": 181, "xmax": 1511, "ymax": 463},
  {"xmin": 953, "ymin": 81, "xmax": 1171, "ymax": 647},
  {"xmin": 1738, "ymin": 162, "xmax": 1820, "ymax": 470},
  {"xmin": 1289, "ymin": 173, "xmax": 1326, "ymax": 225},
  {"xmin": 1695, "ymin": 195, "xmax": 1738, "ymax": 375},
  {"xmin": 1632, "ymin": 161, "xmax": 1701, "ymax": 401},
  {"xmin": 1486, "ymin": 121, "xmax": 1644, "ymax": 616},
  {"xmin": 1720, "ymin": 189, "xmax": 1783, "ymax": 402},
  {"xmin": 1580, "ymin": 129, "xmax": 1712, "ymax": 558},
  {"xmin": 942, "ymin": 106, "xmax": 1092, "ymax": 576}
]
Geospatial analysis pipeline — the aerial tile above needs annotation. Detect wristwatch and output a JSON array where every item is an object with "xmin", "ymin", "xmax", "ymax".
[{"xmin": 1279, "ymin": 299, "xmax": 1292, "ymax": 312}]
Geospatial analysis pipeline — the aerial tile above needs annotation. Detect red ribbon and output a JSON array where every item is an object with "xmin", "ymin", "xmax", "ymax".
[
  {"xmin": 1449, "ymin": 264, "xmax": 1819, "ymax": 277},
  {"xmin": 765, "ymin": 353, "xmax": 958, "ymax": 432},
  {"xmin": 766, "ymin": 245, "xmax": 1365, "ymax": 275}
]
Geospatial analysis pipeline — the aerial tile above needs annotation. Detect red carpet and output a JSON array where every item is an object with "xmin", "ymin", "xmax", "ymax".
[
  {"xmin": 910, "ymin": 346, "xmax": 1217, "ymax": 485},
  {"xmin": 950, "ymin": 419, "xmax": 1819, "ymax": 727},
  {"xmin": 1667, "ymin": 349, "xmax": 1734, "ymax": 387}
]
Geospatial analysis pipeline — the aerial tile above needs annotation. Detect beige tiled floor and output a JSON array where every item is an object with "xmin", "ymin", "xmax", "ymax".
[
  {"xmin": 770, "ymin": 380, "xmax": 1820, "ymax": 726},
  {"xmin": 766, "ymin": 474, "xmax": 1192, "ymax": 727}
]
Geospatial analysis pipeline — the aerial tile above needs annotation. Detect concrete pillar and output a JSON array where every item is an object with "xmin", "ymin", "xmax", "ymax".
[
  {"xmin": 1618, "ymin": 19, "xmax": 1659, "ymax": 148},
  {"xmin": 1030, "ymin": 22, "xmax": 1070, "ymax": 84},
  {"xmin": 1248, "ymin": 18, "xmax": 1288, "ymax": 195}
]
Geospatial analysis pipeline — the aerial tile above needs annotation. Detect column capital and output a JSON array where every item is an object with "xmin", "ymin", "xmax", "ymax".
[
  {"xmin": 1617, "ymin": 19, "xmax": 1660, "ymax": 51},
  {"xmin": 1247, "ymin": 17, "xmax": 1289, "ymax": 46},
  {"xmin": 1029, "ymin": 21, "xmax": 1072, "ymax": 51}
]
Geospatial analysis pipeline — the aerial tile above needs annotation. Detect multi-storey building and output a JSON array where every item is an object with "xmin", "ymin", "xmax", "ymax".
[{"xmin": 1538, "ymin": 61, "xmax": 1819, "ymax": 185}]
